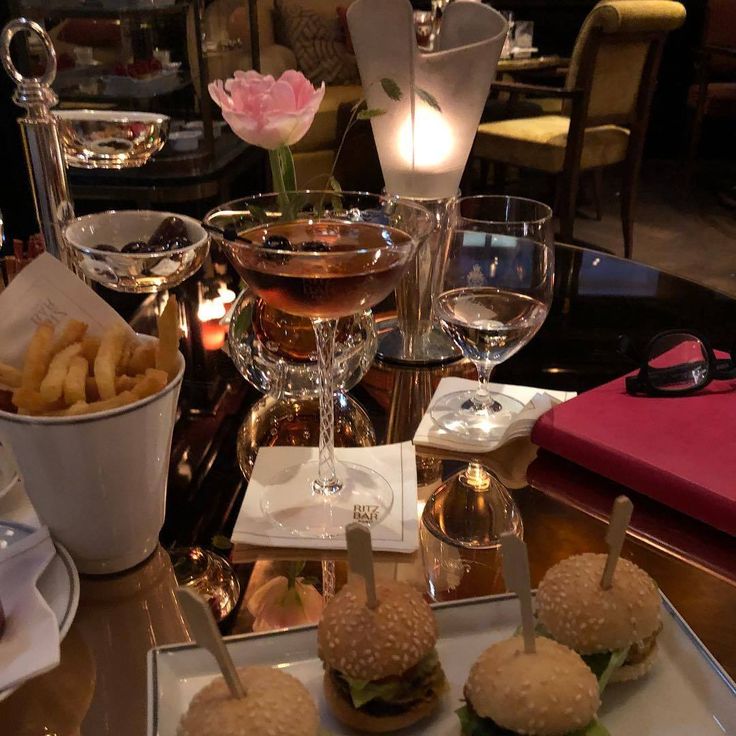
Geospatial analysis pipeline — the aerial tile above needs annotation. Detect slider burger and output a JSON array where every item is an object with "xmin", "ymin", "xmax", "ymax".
[
  {"xmin": 459, "ymin": 635, "xmax": 605, "ymax": 736},
  {"xmin": 536, "ymin": 553, "xmax": 661, "ymax": 685},
  {"xmin": 318, "ymin": 580, "xmax": 447, "ymax": 732},
  {"xmin": 178, "ymin": 665, "xmax": 319, "ymax": 736}
]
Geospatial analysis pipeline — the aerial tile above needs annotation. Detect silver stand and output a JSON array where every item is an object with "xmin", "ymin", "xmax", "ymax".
[
  {"xmin": 376, "ymin": 195, "xmax": 461, "ymax": 366},
  {"xmin": 0, "ymin": 18, "xmax": 74, "ymax": 267}
]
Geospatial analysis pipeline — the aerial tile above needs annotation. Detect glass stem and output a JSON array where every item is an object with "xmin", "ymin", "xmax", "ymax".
[
  {"xmin": 312, "ymin": 318, "xmax": 342, "ymax": 496},
  {"xmin": 472, "ymin": 358, "xmax": 498, "ymax": 412}
]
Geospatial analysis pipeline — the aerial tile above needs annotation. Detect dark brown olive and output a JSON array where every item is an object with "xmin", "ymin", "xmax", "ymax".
[
  {"xmin": 298, "ymin": 241, "xmax": 330, "ymax": 252},
  {"xmin": 147, "ymin": 216, "xmax": 191, "ymax": 251},
  {"xmin": 121, "ymin": 241, "xmax": 147, "ymax": 253}
]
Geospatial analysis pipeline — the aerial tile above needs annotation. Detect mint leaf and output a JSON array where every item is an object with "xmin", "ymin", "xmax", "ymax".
[
  {"xmin": 380, "ymin": 77, "xmax": 402, "ymax": 101},
  {"xmin": 416, "ymin": 87, "xmax": 442, "ymax": 112},
  {"xmin": 357, "ymin": 108, "xmax": 386, "ymax": 120}
]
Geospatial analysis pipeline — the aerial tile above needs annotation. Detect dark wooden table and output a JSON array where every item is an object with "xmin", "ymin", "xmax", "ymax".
[{"xmin": 1, "ymin": 243, "xmax": 735, "ymax": 735}]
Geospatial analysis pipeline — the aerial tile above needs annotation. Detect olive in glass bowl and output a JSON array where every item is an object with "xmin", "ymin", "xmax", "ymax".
[{"xmin": 64, "ymin": 210, "xmax": 209, "ymax": 293}]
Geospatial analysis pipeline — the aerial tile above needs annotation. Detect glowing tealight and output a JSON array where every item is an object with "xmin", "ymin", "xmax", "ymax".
[
  {"xmin": 197, "ymin": 297, "xmax": 227, "ymax": 322},
  {"xmin": 397, "ymin": 105, "xmax": 453, "ymax": 170}
]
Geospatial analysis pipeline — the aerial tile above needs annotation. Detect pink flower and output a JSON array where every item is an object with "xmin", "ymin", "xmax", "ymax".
[
  {"xmin": 247, "ymin": 575, "xmax": 324, "ymax": 632},
  {"xmin": 208, "ymin": 70, "xmax": 325, "ymax": 150}
]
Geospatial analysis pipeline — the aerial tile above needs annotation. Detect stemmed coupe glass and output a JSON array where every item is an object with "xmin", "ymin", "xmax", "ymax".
[
  {"xmin": 432, "ymin": 195, "xmax": 554, "ymax": 440},
  {"xmin": 205, "ymin": 191, "xmax": 434, "ymax": 537}
]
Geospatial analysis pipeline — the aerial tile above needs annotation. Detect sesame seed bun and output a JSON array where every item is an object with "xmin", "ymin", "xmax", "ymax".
[
  {"xmin": 318, "ymin": 581, "xmax": 437, "ymax": 680},
  {"xmin": 177, "ymin": 665, "xmax": 319, "ymax": 736},
  {"xmin": 536, "ymin": 553, "xmax": 661, "ymax": 655},
  {"xmin": 323, "ymin": 671, "xmax": 441, "ymax": 733},
  {"xmin": 465, "ymin": 636, "xmax": 601, "ymax": 736}
]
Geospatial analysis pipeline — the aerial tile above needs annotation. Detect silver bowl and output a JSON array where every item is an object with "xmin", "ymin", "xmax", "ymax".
[
  {"xmin": 54, "ymin": 110, "xmax": 169, "ymax": 169},
  {"xmin": 64, "ymin": 210, "xmax": 209, "ymax": 293}
]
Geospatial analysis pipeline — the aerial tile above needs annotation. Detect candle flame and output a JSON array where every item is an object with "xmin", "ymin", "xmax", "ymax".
[{"xmin": 398, "ymin": 105, "xmax": 453, "ymax": 170}]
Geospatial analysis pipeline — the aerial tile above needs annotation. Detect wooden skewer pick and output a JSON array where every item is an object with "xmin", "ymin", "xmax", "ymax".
[
  {"xmin": 176, "ymin": 587, "xmax": 245, "ymax": 699},
  {"xmin": 346, "ymin": 522, "xmax": 378, "ymax": 609},
  {"xmin": 600, "ymin": 495, "xmax": 634, "ymax": 590},
  {"xmin": 500, "ymin": 533, "xmax": 536, "ymax": 654}
]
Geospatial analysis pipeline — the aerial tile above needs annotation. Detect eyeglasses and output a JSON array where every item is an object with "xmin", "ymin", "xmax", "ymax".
[{"xmin": 625, "ymin": 330, "xmax": 736, "ymax": 396}]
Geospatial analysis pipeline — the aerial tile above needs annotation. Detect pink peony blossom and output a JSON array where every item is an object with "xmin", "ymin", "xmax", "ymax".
[
  {"xmin": 208, "ymin": 70, "xmax": 325, "ymax": 150},
  {"xmin": 247, "ymin": 575, "xmax": 324, "ymax": 632}
]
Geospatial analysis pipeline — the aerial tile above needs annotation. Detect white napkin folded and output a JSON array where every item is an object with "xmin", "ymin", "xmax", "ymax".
[
  {"xmin": 233, "ymin": 442, "xmax": 418, "ymax": 552},
  {"xmin": 0, "ymin": 525, "xmax": 59, "ymax": 692},
  {"xmin": 413, "ymin": 377, "xmax": 576, "ymax": 454}
]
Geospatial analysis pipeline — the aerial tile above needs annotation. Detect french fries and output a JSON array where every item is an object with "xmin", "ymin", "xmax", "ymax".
[
  {"xmin": 155, "ymin": 295, "xmax": 180, "ymax": 379},
  {"xmin": 53, "ymin": 320, "xmax": 88, "ymax": 353},
  {"xmin": 4, "ymin": 318, "xmax": 177, "ymax": 417},
  {"xmin": 63, "ymin": 355, "xmax": 89, "ymax": 405},
  {"xmin": 80, "ymin": 336, "xmax": 101, "ymax": 365},
  {"xmin": 128, "ymin": 343, "xmax": 156, "ymax": 375},
  {"xmin": 94, "ymin": 325, "xmax": 128, "ymax": 400},
  {"xmin": 40, "ymin": 343, "xmax": 82, "ymax": 403},
  {"xmin": 0, "ymin": 362, "xmax": 22, "ymax": 389},
  {"xmin": 21, "ymin": 322, "xmax": 55, "ymax": 391}
]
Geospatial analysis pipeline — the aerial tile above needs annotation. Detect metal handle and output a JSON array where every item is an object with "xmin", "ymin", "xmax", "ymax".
[{"xmin": 1, "ymin": 17, "xmax": 57, "ymax": 88}]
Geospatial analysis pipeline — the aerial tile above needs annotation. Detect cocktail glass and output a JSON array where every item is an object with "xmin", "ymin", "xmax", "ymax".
[{"xmin": 205, "ymin": 191, "xmax": 434, "ymax": 537}]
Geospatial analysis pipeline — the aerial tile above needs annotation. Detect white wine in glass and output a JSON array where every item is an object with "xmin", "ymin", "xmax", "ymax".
[{"xmin": 432, "ymin": 196, "xmax": 554, "ymax": 440}]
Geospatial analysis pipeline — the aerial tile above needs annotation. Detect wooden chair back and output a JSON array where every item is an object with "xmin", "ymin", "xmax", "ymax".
[{"xmin": 564, "ymin": 0, "xmax": 686, "ymax": 128}]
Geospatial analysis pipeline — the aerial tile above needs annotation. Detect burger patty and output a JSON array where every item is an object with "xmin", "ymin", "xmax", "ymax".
[
  {"xmin": 328, "ymin": 656, "xmax": 446, "ymax": 717},
  {"xmin": 624, "ymin": 625, "xmax": 661, "ymax": 666}
]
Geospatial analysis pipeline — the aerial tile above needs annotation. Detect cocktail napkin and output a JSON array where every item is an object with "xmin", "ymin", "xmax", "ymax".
[
  {"xmin": 232, "ymin": 442, "xmax": 418, "ymax": 552},
  {"xmin": 414, "ymin": 377, "xmax": 576, "ymax": 454},
  {"xmin": 0, "ymin": 525, "xmax": 59, "ymax": 691}
]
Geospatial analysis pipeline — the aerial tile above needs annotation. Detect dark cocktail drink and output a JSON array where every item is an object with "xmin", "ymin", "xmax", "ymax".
[{"xmin": 228, "ymin": 220, "xmax": 413, "ymax": 319}]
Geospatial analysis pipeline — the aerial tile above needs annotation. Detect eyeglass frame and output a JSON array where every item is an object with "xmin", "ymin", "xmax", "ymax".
[{"xmin": 624, "ymin": 329, "xmax": 736, "ymax": 397}]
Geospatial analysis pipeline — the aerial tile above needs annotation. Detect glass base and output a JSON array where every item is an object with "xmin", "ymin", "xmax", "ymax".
[
  {"xmin": 376, "ymin": 318, "xmax": 462, "ymax": 366},
  {"xmin": 430, "ymin": 390, "xmax": 525, "ymax": 440},
  {"xmin": 169, "ymin": 547, "xmax": 241, "ymax": 623},
  {"xmin": 260, "ymin": 460, "xmax": 394, "ymax": 538},
  {"xmin": 421, "ymin": 463, "xmax": 523, "ymax": 551}
]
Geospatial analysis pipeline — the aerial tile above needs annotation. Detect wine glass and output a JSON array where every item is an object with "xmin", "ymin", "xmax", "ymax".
[
  {"xmin": 431, "ymin": 195, "xmax": 554, "ymax": 440},
  {"xmin": 205, "ymin": 192, "xmax": 434, "ymax": 537}
]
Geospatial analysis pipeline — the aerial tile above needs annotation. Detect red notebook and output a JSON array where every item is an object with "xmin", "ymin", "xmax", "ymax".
[{"xmin": 531, "ymin": 373, "xmax": 736, "ymax": 536}]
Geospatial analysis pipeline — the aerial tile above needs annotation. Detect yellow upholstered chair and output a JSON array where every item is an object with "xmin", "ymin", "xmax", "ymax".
[{"xmin": 472, "ymin": 0, "xmax": 686, "ymax": 258}]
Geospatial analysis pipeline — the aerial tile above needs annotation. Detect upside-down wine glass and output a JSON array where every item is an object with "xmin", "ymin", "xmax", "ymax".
[
  {"xmin": 205, "ymin": 192, "xmax": 434, "ymax": 537},
  {"xmin": 431, "ymin": 195, "xmax": 554, "ymax": 440}
]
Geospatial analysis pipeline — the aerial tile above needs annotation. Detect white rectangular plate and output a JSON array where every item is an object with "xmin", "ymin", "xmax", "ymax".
[{"xmin": 148, "ymin": 593, "xmax": 736, "ymax": 736}]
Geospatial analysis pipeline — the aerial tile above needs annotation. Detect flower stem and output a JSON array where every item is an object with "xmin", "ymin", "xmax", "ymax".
[
  {"xmin": 269, "ymin": 148, "xmax": 286, "ymax": 199},
  {"xmin": 268, "ymin": 146, "xmax": 297, "ymax": 213},
  {"xmin": 329, "ymin": 98, "xmax": 363, "ymax": 187}
]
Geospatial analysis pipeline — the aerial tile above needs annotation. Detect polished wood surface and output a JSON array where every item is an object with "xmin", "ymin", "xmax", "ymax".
[{"xmin": 1, "ymin": 244, "xmax": 735, "ymax": 735}]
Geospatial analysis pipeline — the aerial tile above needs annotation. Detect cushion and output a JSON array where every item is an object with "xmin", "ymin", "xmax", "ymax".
[
  {"xmin": 473, "ymin": 115, "xmax": 630, "ymax": 173},
  {"xmin": 274, "ymin": 0, "xmax": 360, "ymax": 86}
]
